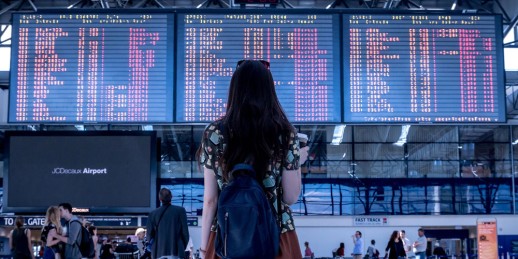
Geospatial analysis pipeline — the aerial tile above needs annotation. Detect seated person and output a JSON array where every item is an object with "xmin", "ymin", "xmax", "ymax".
[
  {"xmin": 114, "ymin": 237, "xmax": 137, "ymax": 253},
  {"xmin": 100, "ymin": 239, "xmax": 115, "ymax": 259},
  {"xmin": 433, "ymin": 242, "xmax": 447, "ymax": 258}
]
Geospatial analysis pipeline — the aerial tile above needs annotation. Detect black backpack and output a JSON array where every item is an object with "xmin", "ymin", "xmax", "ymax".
[
  {"xmin": 215, "ymin": 163, "xmax": 280, "ymax": 259},
  {"xmin": 71, "ymin": 220, "xmax": 95, "ymax": 258}
]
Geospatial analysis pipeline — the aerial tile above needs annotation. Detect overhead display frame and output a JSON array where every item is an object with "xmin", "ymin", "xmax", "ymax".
[
  {"xmin": 9, "ymin": 10, "xmax": 175, "ymax": 124},
  {"xmin": 343, "ymin": 12, "xmax": 506, "ymax": 123},
  {"xmin": 7, "ymin": 9, "xmax": 506, "ymax": 125},
  {"xmin": 176, "ymin": 9, "xmax": 342, "ymax": 123}
]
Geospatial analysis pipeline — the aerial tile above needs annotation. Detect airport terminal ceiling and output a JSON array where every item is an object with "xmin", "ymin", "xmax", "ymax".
[{"xmin": 0, "ymin": 0, "xmax": 516, "ymax": 38}]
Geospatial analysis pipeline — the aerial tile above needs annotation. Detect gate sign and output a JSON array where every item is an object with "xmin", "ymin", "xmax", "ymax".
[
  {"xmin": 353, "ymin": 216, "xmax": 388, "ymax": 226},
  {"xmin": 1, "ymin": 216, "xmax": 45, "ymax": 227},
  {"xmin": 0, "ymin": 216, "xmax": 139, "ymax": 227},
  {"xmin": 85, "ymin": 217, "xmax": 139, "ymax": 227},
  {"xmin": 1, "ymin": 216, "xmax": 198, "ymax": 227},
  {"xmin": 141, "ymin": 216, "xmax": 198, "ymax": 227}
]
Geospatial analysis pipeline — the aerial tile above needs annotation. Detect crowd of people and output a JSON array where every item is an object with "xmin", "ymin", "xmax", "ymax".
[
  {"xmin": 10, "ymin": 200, "xmax": 194, "ymax": 259},
  {"xmin": 7, "ymin": 60, "xmax": 452, "ymax": 259},
  {"xmin": 326, "ymin": 228, "xmax": 445, "ymax": 259}
]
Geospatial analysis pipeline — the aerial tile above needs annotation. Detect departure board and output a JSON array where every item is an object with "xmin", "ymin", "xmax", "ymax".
[
  {"xmin": 344, "ymin": 14, "xmax": 505, "ymax": 123},
  {"xmin": 177, "ymin": 13, "xmax": 341, "ymax": 123},
  {"xmin": 9, "ymin": 13, "xmax": 174, "ymax": 123}
]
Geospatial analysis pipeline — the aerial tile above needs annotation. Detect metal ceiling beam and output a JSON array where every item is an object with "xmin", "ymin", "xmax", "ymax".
[
  {"xmin": 153, "ymin": 0, "xmax": 165, "ymax": 8},
  {"xmin": 395, "ymin": 0, "xmax": 423, "ymax": 9},
  {"xmin": 278, "ymin": 0, "xmax": 295, "ymax": 8},
  {"xmin": 66, "ymin": 0, "xmax": 88, "ymax": 9},
  {"xmin": 493, "ymin": 0, "xmax": 511, "ymax": 22},
  {"xmin": 0, "ymin": 22, "xmax": 9, "ymax": 47},
  {"xmin": 133, "ymin": 0, "xmax": 165, "ymax": 8},
  {"xmin": 0, "ymin": 0, "xmax": 23, "ymax": 17},
  {"xmin": 326, "ymin": 0, "xmax": 373, "ymax": 9},
  {"xmin": 0, "ymin": 0, "xmax": 513, "ymax": 36},
  {"xmin": 504, "ymin": 14, "xmax": 518, "ymax": 40},
  {"xmin": 25, "ymin": 0, "xmax": 36, "ymax": 11},
  {"xmin": 100, "ymin": 0, "xmax": 111, "ymax": 8},
  {"xmin": 326, "ymin": 0, "xmax": 349, "ymax": 9},
  {"xmin": 196, "ymin": 0, "xmax": 230, "ymax": 8}
]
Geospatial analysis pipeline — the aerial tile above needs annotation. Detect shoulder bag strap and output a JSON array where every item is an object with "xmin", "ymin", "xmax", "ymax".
[
  {"xmin": 277, "ymin": 148, "xmax": 285, "ymax": 232},
  {"xmin": 152, "ymin": 204, "xmax": 171, "ymax": 255},
  {"xmin": 155, "ymin": 204, "xmax": 171, "ymax": 230}
]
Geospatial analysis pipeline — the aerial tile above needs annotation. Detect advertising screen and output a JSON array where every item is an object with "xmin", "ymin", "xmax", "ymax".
[{"xmin": 4, "ymin": 131, "xmax": 157, "ymax": 213}]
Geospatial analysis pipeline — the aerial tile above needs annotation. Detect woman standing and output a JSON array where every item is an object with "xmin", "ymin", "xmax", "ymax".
[
  {"xmin": 385, "ymin": 231, "xmax": 406, "ymax": 259},
  {"xmin": 304, "ymin": 241, "xmax": 314, "ymax": 259},
  {"xmin": 88, "ymin": 226, "xmax": 99, "ymax": 259},
  {"xmin": 41, "ymin": 206, "xmax": 63, "ymax": 259},
  {"xmin": 198, "ymin": 60, "xmax": 308, "ymax": 259},
  {"xmin": 9, "ymin": 216, "xmax": 34, "ymax": 259},
  {"xmin": 336, "ymin": 242, "xmax": 345, "ymax": 257}
]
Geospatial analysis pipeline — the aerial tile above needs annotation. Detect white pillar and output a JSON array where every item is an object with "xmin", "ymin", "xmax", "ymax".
[{"xmin": 433, "ymin": 186, "xmax": 441, "ymax": 214}]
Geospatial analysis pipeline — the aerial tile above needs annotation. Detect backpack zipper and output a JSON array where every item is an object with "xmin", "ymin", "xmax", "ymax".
[{"xmin": 224, "ymin": 211, "xmax": 228, "ymax": 257}]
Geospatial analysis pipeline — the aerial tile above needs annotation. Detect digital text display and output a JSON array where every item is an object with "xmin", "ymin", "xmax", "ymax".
[
  {"xmin": 8, "ymin": 11, "xmax": 505, "ymax": 124},
  {"xmin": 4, "ymin": 132, "xmax": 157, "ymax": 213},
  {"xmin": 9, "ymin": 13, "xmax": 174, "ymax": 123},
  {"xmin": 344, "ymin": 14, "xmax": 505, "ymax": 123},
  {"xmin": 177, "ymin": 13, "xmax": 341, "ymax": 123}
]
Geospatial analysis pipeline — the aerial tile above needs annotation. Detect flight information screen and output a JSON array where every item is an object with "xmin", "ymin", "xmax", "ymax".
[
  {"xmin": 9, "ymin": 13, "xmax": 174, "ymax": 123},
  {"xmin": 344, "ymin": 14, "xmax": 505, "ymax": 123},
  {"xmin": 177, "ymin": 13, "xmax": 341, "ymax": 123}
]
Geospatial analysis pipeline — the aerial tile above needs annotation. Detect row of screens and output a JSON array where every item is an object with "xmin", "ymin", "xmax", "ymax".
[{"xmin": 9, "ymin": 10, "xmax": 506, "ymax": 124}]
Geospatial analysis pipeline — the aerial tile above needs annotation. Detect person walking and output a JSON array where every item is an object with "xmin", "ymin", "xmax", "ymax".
[
  {"xmin": 366, "ymin": 239, "xmax": 380, "ymax": 259},
  {"xmin": 9, "ymin": 216, "xmax": 34, "ymax": 259},
  {"xmin": 88, "ymin": 226, "xmax": 99, "ymax": 259},
  {"xmin": 146, "ymin": 188, "xmax": 189, "ymax": 259},
  {"xmin": 385, "ymin": 230, "xmax": 406, "ymax": 259}
]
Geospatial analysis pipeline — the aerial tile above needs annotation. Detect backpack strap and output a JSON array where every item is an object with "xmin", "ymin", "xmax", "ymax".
[
  {"xmin": 70, "ymin": 219, "xmax": 83, "ymax": 247},
  {"xmin": 276, "ymin": 165, "xmax": 283, "ymax": 231},
  {"xmin": 230, "ymin": 163, "xmax": 255, "ymax": 178}
]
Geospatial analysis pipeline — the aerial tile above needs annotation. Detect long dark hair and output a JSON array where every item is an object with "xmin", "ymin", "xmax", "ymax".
[
  {"xmin": 390, "ymin": 230, "xmax": 399, "ymax": 241},
  {"xmin": 219, "ymin": 60, "xmax": 293, "ymax": 181}
]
